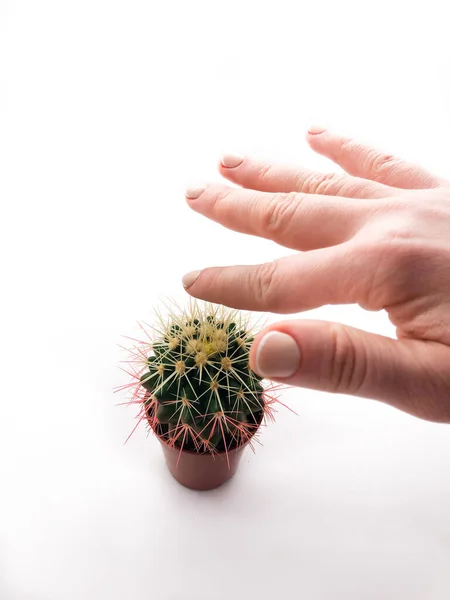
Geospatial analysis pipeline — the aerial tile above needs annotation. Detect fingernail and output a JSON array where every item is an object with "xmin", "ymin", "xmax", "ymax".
[
  {"xmin": 308, "ymin": 125, "xmax": 327, "ymax": 135},
  {"xmin": 221, "ymin": 153, "xmax": 244, "ymax": 168},
  {"xmin": 255, "ymin": 331, "xmax": 300, "ymax": 378},
  {"xmin": 185, "ymin": 184, "xmax": 207, "ymax": 200},
  {"xmin": 182, "ymin": 270, "xmax": 202, "ymax": 288}
]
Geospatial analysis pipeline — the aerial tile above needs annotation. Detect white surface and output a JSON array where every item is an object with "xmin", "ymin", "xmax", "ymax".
[{"xmin": 1, "ymin": 1, "xmax": 450, "ymax": 599}]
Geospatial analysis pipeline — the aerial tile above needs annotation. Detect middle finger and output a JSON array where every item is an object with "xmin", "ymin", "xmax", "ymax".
[{"xmin": 185, "ymin": 184, "xmax": 380, "ymax": 251}]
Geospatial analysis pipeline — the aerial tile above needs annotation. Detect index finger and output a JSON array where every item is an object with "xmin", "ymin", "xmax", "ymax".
[{"xmin": 182, "ymin": 245, "xmax": 369, "ymax": 313}]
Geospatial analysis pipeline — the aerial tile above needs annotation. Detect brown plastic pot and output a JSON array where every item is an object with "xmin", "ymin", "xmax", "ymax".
[{"xmin": 158, "ymin": 436, "xmax": 252, "ymax": 491}]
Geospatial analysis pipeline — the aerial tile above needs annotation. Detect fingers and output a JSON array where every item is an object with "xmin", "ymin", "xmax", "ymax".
[
  {"xmin": 185, "ymin": 184, "xmax": 375, "ymax": 251},
  {"xmin": 219, "ymin": 154, "xmax": 397, "ymax": 199},
  {"xmin": 307, "ymin": 127, "xmax": 442, "ymax": 190},
  {"xmin": 249, "ymin": 320, "xmax": 450, "ymax": 423},
  {"xmin": 182, "ymin": 248, "xmax": 369, "ymax": 313}
]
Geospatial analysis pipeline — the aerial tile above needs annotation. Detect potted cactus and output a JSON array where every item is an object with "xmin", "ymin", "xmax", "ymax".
[{"xmin": 119, "ymin": 300, "xmax": 283, "ymax": 490}]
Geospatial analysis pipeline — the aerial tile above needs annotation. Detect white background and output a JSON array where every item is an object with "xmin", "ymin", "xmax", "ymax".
[{"xmin": 1, "ymin": 1, "xmax": 450, "ymax": 599}]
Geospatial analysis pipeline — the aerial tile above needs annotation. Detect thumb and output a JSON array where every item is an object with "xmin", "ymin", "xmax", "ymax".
[{"xmin": 250, "ymin": 320, "xmax": 450, "ymax": 423}]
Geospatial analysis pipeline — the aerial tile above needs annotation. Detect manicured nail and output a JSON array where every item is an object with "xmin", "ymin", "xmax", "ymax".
[
  {"xmin": 185, "ymin": 184, "xmax": 207, "ymax": 200},
  {"xmin": 255, "ymin": 331, "xmax": 300, "ymax": 378},
  {"xmin": 182, "ymin": 270, "xmax": 202, "ymax": 288},
  {"xmin": 308, "ymin": 125, "xmax": 327, "ymax": 135},
  {"xmin": 221, "ymin": 153, "xmax": 244, "ymax": 168}
]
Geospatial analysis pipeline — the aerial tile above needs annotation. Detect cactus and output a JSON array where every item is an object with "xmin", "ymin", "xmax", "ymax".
[{"xmin": 121, "ymin": 301, "xmax": 280, "ymax": 455}]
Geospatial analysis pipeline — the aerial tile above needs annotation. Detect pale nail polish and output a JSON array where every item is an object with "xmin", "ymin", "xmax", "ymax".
[
  {"xmin": 255, "ymin": 331, "xmax": 300, "ymax": 378},
  {"xmin": 308, "ymin": 125, "xmax": 327, "ymax": 135},
  {"xmin": 185, "ymin": 184, "xmax": 207, "ymax": 200},
  {"xmin": 182, "ymin": 270, "xmax": 202, "ymax": 288},
  {"xmin": 221, "ymin": 153, "xmax": 244, "ymax": 168}
]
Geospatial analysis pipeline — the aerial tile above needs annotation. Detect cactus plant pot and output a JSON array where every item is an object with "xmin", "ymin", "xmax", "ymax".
[
  {"xmin": 158, "ymin": 436, "xmax": 250, "ymax": 491},
  {"xmin": 145, "ymin": 391, "xmax": 262, "ymax": 491}
]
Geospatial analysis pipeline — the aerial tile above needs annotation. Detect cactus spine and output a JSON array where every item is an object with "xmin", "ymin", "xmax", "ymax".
[{"xmin": 127, "ymin": 301, "xmax": 275, "ymax": 454}]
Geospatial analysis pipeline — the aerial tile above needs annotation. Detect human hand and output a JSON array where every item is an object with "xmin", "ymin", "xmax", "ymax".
[{"xmin": 182, "ymin": 127, "xmax": 450, "ymax": 422}]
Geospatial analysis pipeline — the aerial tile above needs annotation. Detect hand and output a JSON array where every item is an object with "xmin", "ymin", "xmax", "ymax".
[{"xmin": 182, "ymin": 127, "xmax": 450, "ymax": 423}]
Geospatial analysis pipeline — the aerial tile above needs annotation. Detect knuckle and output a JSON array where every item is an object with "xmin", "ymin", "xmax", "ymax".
[
  {"xmin": 353, "ymin": 241, "xmax": 418, "ymax": 310},
  {"xmin": 369, "ymin": 242, "xmax": 429, "ymax": 310},
  {"xmin": 339, "ymin": 137, "xmax": 359, "ymax": 157},
  {"xmin": 253, "ymin": 261, "xmax": 279, "ymax": 307},
  {"xmin": 302, "ymin": 172, "xmax": 344, "ymax": 195},
  {"xmin": 358, "ymin": 206, "xmax": 423, "ymax": 257},
  {"xmin": 373, "ymin": 207, "xmax": 430, "ymax": 256},
  {"xmin": 265, "ymin": 192, "xmax": 302, "ymax": 237},
  {"xmin": 255, "ymin": 163, "xmax": 275, "ymax": 184},
  {"xmin": 353, "ymin": 207, "xmax": 434, "ymax": 309},
  {"xmin": 209, "ymin": 186, "xmax": 233, "ymax": 214},
  {"xmin": 326, "ymin": 324, "xmax": 368, "ymax": 395},
  {"xmin": 339, "ymin": 138, "xmax": 371, "ymax": 167},
  {"xmin": 369, "ymin": 152, "xmax": 399, "ymax": 182},
  {"xmin": 376, "ymin": 222, "xmax": 419, "ymax": 247}
]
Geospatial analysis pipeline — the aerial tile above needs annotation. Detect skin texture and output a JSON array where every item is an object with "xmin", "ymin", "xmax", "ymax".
[{"xmin": 183, "ymin": 128, "xmax": 450, "ymax": 423}]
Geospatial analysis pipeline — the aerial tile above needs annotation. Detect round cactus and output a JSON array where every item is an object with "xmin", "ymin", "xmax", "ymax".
[{"xmin": 123, "ymin": 301, "xmax": 280, "ymax": 455}]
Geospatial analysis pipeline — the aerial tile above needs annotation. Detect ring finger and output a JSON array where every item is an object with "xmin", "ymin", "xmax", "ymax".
[{"xmin": 219, "ymin": 155, "xmax": 401, "ymax": 199}]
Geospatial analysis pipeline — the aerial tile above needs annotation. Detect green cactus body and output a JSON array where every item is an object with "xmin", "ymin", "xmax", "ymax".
[{"xmin": 137, "ymin": 302, "xmax": 267, "ymax": 454}]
